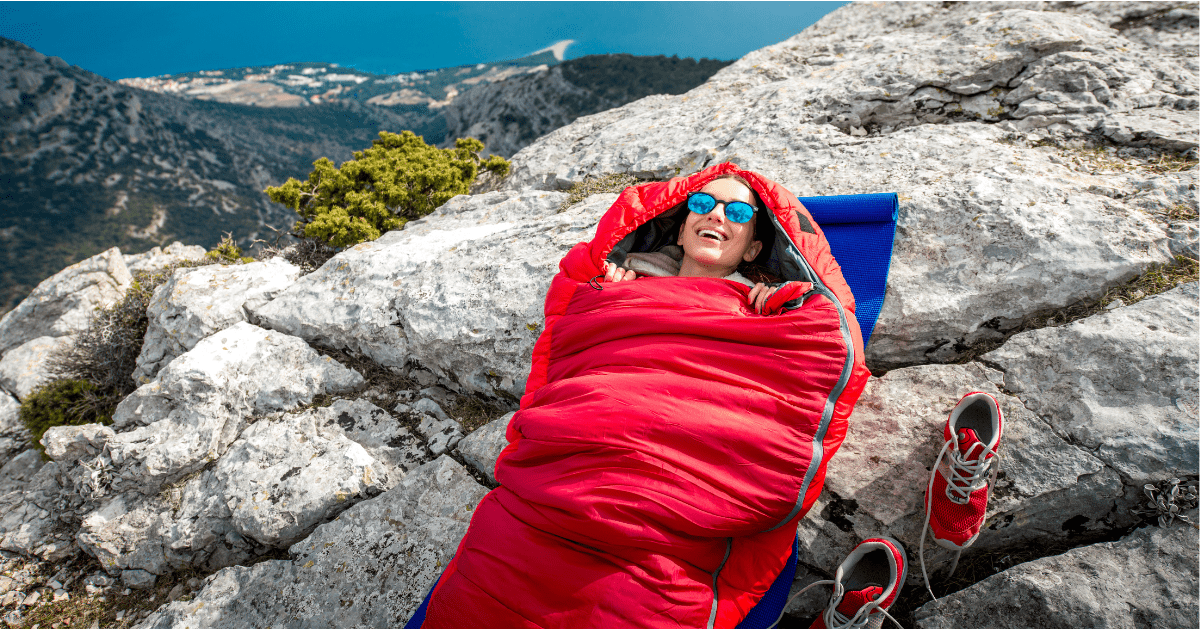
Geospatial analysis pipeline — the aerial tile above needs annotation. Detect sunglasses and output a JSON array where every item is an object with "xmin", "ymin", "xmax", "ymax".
[{"xmin": 687, "ymin": 192, "xmax": 756, "ymax": 224}]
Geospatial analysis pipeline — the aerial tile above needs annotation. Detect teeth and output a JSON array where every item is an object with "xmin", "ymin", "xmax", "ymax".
[{"xmin": 698, "ymin": 229, "xmax": 725, "ymax": 241}]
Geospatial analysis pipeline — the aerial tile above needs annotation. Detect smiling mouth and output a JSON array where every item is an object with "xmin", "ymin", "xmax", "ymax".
[{"xmin": 698, "ymin": 229, "xmax": 726, "ymax": 242}]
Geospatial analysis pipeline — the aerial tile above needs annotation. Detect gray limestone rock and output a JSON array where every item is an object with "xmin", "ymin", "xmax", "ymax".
[
  {"xmin": 132, "ymin": 258, "xmax": 301, "ymax": 383},
  {"xmin": 121, "ymin": 569, "xmax": 156, "ymax": 590},
  {"xmin": 252, "ymin": 189, "xmax": 613, "ymax": 399},
  {"xmin": 0, "ymin": 450, "xmax": 44, "ymax": 497},
  {"xmin": 0, "ymin": 335, "xmax": 73, "ymax": 400},
  {"xmin": 123, "ymin": 243, "xmax": 206, "ymax": 275},
  {"xmin": 144, "ymin": 456, "xmax": 488, "ymax": 628},
  {"xmin": 800, "ymin": 362, "xmax": 1130, "ymax": 580},
  {"xmin": 0, "ymin": 462, "xmax": 77, "ymax": 561},
  {"xmin": 416, "ymin": 414, "xmax": 463, "ymax": 458},
  {"xmin": 456, "ymin": 412, "xmax": 513, "ymax": 484},
  {"xmin": 0, "ymin": 247, "xmax": 131, "ymax": 357},
  {"xmin": 914, "ymin": 519, "xmax": 1200, "ymax": 628},
  {"xmin": 106, "ymin": 322, "xmax": 363, "ymax": 493},
  {"xmin": 0, "ymin": 393, "xmax": 28, "ymax": 463},
  {"xmin": 501, "ymin": 3, "xmax": 1192, "ymax": 367},
  {"xmin": 982, "ymin": 283, "xmax": 1198, "ymax": 484},
  {"xmin": 212, "ymin": 406, "xmax": 390, "ymax": 547},
  {"xmin": 77, "ymin": 399, "xmax": 427, "ymax": 577},
  {"xmin": 41, "ymin": 424, "xmax": 115, "ymax": 464}
]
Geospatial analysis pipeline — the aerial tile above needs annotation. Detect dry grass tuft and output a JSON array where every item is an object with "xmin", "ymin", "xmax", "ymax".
[
  {"xmin": 557, "ymin": 173, "xmax": 649, "ymax": 212},
  {"xmin": 958, "ymin": 255, "xmax": 1198, "ymax": 363}
]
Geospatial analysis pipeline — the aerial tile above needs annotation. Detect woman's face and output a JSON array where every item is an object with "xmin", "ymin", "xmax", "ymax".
[{"xmin": 676, "ymin": 179, "xmax": 763, "ymax": 278}]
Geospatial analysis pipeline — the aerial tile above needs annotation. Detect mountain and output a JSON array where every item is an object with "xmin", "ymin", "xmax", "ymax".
[
  {"xmin": 1, "ymin": 39, "xmax": 728, "ymax": 313},
  {"xmin": 0, "ymin": 37, "xmax": 438, "ymax": 313},
  {"xmin": 443, "ymin": 54, "xmax": 733, "ymax": 157}
]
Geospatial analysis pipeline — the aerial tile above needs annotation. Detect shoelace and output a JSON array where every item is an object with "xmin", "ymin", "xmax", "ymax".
[
  {"xmin": 770, "ymin": 580, "xmax": 903, "ymax": 629},
  {"xmin": 918, "ymin": 433, "xmax": 1000, "ymax": 600}
]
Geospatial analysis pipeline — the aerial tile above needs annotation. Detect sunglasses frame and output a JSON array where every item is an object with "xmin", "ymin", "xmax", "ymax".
[{"xmin": 686, "ymin": 191, "xmax": 756, "ymax": 224}]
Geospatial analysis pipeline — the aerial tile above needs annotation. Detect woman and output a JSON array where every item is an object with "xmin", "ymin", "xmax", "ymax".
[{"xmin": 422, "ymin": 163, "xmax": 871, "ymax": 628}]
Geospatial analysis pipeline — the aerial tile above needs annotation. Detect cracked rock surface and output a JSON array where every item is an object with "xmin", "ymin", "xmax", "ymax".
[
  {"xmin": 982, "ymin": 282, "xmax": 1198, "ymax": 484},
  {"xmin": 252, "ymin": 189, "xmax": 612, "ymax": 399},
  {"xmin": 914, "ymin": 516, "xmax": 1200, "ymax": 628},
  {"xmin": 143, "ymin": 456, "xmax": 486, "ymax": 628},
  {"xmin": 133, "ymin": 258, "xmax": 301, "ymax": 383}
]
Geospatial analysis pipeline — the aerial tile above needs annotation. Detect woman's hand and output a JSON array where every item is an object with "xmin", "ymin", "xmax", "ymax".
[
  {"xmin": 604, "ymin": 262, "xmax": 638, "ymax": 283},
  {"xmin": 748, "ymin": 283, "xmax": 779, "ymax": 314}
]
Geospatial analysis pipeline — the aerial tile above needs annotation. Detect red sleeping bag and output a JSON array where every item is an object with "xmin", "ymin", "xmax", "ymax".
[{"xmin": 423, "ymin": 163, "xmax": 871, "ymax": 628}]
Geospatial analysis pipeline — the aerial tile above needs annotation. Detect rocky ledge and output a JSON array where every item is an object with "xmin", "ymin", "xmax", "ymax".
[{"xmin": 0, "ymin": 2, "xmax": 1196, "ymax": 628}]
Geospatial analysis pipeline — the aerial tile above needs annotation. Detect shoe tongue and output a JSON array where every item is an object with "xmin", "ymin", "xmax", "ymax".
[
  {"xmin": 837, "ymin": 585, "xmax": 884, "ymax": 616},
  {"xmin": 956, "ymin": 428, "xmax": 984, "ymax": 453}
]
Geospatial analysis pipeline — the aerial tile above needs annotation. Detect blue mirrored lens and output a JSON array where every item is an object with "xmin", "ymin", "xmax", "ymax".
[
  {"xmin": 687, "ymin": 192, "xmax": 755, "ymax": 223},
  {"xmin": 725, "ymin": 202, "xmax": 755, "ymax": 224},
  {"xmin": 688, "ymin": 192, "xmax": 716, "ymax": 214}
]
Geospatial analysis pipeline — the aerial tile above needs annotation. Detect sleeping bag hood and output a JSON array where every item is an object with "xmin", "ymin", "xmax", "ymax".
[{"xmin": 423, "ymin": 163, "xmax": 871, "ymax": 628}]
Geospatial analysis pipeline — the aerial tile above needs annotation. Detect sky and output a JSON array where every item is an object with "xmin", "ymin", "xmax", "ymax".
[{"xmin": 0, "ymin": 1, "xmax": 846, "ymax": 80}]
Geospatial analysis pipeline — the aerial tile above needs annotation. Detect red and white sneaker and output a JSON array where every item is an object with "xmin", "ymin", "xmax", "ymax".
[
  {"xmin": 919, "ymin": 392, "xmax": 1003, "ymax": 598},
  {"xmin": 791, "ymin": 537, "xmax": 905, "ymax": 629}
]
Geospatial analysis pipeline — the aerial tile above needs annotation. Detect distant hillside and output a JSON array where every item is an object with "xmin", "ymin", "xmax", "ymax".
[
  {"xmin": 0, "ymin": 37, "xmax": 431, "ymax": 312},
  {"xmin": 443, "ymin": 54, "xmax": 733, "ymax": 157},
  {"xmin": 2, "ymin": 39, "xmax": 729, "ymax": 313}
]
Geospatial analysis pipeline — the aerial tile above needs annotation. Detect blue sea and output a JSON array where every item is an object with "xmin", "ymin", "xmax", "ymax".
[{"xmin": 0, "ymin": 1, "xmax": 845, "ymax": 79}]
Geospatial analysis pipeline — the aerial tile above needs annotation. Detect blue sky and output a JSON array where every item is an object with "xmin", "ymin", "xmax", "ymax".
[{"xmin": 0, "ymin": 1, "xmax": 845, "ymax": 79}]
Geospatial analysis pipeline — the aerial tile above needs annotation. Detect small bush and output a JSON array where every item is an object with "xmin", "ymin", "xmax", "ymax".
[
  {"xmin": 265, "ymin": 131, "xmax": 511, "ymax": 248},
  {"xmin": 20, "ymin": 379, "xmax": 111, "ymax": 454},
  {"xmin": 205, "ymin": 233, "xmax": 255, "ymax": 264}
]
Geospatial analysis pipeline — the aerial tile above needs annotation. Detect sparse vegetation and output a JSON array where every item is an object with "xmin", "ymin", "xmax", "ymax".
[
  {"xmin": 19, "ymin": 239, "xmax": 253, "ymax": 452},
  {"xmin": 19, "ymin": 380, "xmax": 110, "ymax": 455},
  {"xmin": 959, "ymin": 255, "xmax": 1199, "ymax": 363},
  {"xmin": 265, "ymin": 131, "xmax": 510, "ymax": 248},
  {"xmin": 557, "ymin": 173, "xmax": 649, "ymax": 212}
]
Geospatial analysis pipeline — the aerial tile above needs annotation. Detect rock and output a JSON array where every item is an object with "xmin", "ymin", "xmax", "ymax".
[
  {"xmin": 121, "ymin": 569, "xmax": 155, "ymax": 590},
  {"xmin": 411, "ymin": 398, "xmax": 449, "ymax": 422},
  {"xmin": 77, "ymin": 400, "xmax": 426, "ymax": 577},
  {"xmin": 0, "ymin": 247, "xmax": 131, "ymax": 357},
  {"xmin": 0, "ymin": 335, "xmax": 73, "ymax": 400},
  {"xmin": 167, "ymin": 583, "xmax": 184, "ymax": 602},
  {"xmin": 144, "ymin": 456, "xmax": 488, "ymax": 628},
  {"xmin": 106, "ymin": 322, "xmax": 363, "ymax": 492},
  {"xmin": 0, "ymin": 462, "xmax": 77, "ymax": 561},
  {"xmin": 83, "ymin": 572, "xmax": 113, "ymax": 588},
  {"xmin": 797, "ymin": 361, "xmax": 1130, "ymax": 578},
  {"xmin": 211, "ymin": 406, "xmax": 391, "ymax": 547},
  {"xmin": 456, "ymin": 412, "xmax": 512, "ymax": 483},
  {"xmin": 416, "ymin": 414, "xmax": 463, "ymax": 458},
  {"xmin": 0, "ymin": 393, "xmax": 28, "ymax": 462},
  {"xmin": 132, "ymin": 258, "xmax": 302, "ymax": 383},
  {"xmin": 982, "ymin": 283, "xmax": 1198, "ymax": 484},
  {"xmin": 501, "ymin": 3, "xmax": 1192, "ymax": 367},
  {"xmin": 322, "ymin": 399, "xmax": 427, "ymax": 476},
  {"xmin": 252, "ymin": 189, "xmax": 606, "ymax": 400},
  {"xmin": 19, "ymin": 591, "xmax": 37, "ymax": 607},
  {"xmin": 0, "ymin": 450, "xmax": 45, "ymax": 496},
  {"xmin": 2, "ymin": 611, "xmax": 20, "ymax": 628},
  {"xmin": 123, "ymin": 242, "xmax": 206, "ymax": 274},
  {"xmin": 914, "ymin": 519, "xmax": 1200, "ymax": 628},
  {"xmin": 41, "ymin": 424, "xmax": 114, "ymax": 464}
]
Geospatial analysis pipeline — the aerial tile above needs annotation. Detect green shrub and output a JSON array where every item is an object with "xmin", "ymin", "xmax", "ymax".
[
  {"xmin": 20, "ymin": 379, "xmax": 112, "ymax": 454},
  {"xmin": 265, "ymin": 131, "xmax": 510, "ymax": 248},
  {"xmin": 204, "ymin": 233, "xmax": 255, "ymax": 264}
]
